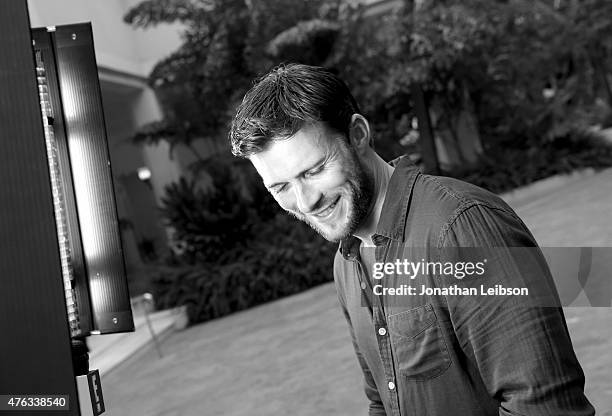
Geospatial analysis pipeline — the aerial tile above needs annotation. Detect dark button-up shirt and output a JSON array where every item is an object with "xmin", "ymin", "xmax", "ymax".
[{"xmin": 334, "ymin": 158, "xmax": 594, "ymax": 415}]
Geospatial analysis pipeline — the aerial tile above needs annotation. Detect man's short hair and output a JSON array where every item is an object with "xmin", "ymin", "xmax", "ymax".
[{"xmin": 229, "ymin": 63, "xmax": 361, "ymax": 158}]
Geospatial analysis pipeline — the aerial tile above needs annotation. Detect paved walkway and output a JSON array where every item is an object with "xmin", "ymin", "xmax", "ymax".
[{"xmin": 100, "ymin": 168, "xmax": 612, "ymax": 416}]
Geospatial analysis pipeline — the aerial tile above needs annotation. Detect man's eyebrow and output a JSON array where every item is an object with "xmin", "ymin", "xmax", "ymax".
[{"xmin": 265, "ymin": 157, "xmax": 326, "ymax": 189}]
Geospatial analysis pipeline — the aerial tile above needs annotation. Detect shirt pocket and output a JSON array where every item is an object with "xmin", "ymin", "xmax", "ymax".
[{"xmin": 386, "ymin": 304, "xmax": 451, "ymax": 380}]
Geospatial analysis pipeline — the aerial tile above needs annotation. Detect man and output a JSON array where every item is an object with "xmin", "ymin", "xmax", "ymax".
[{"xmin": 229, "ymin": 64, "xmax": 594, "ymax": 415}]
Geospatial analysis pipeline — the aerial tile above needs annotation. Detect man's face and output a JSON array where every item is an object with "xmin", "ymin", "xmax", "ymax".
[{"xmin": 249, "ymin": 122, "xmax": 373, "ymax": 242}]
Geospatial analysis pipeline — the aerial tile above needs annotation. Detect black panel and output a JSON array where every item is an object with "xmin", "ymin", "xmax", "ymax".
[
  {"xmin": 0, "ymin": 1, "xmax": 80, "ymax": 414},
  {"xmin": 53, "ymin": 23, "xmax": 134, "ymax": 334}
]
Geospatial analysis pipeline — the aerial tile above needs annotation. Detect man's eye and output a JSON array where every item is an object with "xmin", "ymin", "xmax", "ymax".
[
  {"xmin": 271, "ymin": 184, "xmax": 287, "ymax": 194},
  {"xmin": 305, "ymin": 166, "xmax": 323, "ymax": 178}
]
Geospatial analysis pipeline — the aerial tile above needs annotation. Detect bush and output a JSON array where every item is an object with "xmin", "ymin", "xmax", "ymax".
[
  {"xmin": 160, "ymin": 176, "xmax": 249, "ymax": 264},
  {"xmin": 457, "ymin": 130, "xmax": 612, "ymax": 194},
  {"xmin": 153, "ymin": 213, "xmax": 336, "ymax": 324}
]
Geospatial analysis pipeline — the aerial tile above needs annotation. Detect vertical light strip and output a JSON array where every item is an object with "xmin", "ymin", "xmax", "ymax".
[
  {"xmin": 63, "ymin": 136, "xmax": 104, "ymax": 264},
  {"xmin": 35, "ymin": 50, "xmax": 81, "ymax": 338}
]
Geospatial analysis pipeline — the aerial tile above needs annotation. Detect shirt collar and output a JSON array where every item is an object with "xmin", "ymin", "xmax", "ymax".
[{"xmin": 339, "ymin": 156, "xmax": 421, "ymax": 258}]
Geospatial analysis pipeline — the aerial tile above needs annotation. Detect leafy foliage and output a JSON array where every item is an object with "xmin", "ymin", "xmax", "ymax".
[
  {"xmin": 124, "ymin": 0, "xmax": 612, "ymax": 161},
  {"xmin": 153, "ymin": 235, "xmax": 334, "ymax": 324},
  {"xmin": 160, "ymin": 176, "xmax": 247, "ymax": 263},
  {"xmin": 267, "ymin": 19, "xmax": 340, "ymax": 65},
  {"xmin": 125, "ymin": 0, "xmax": 252, "ymax": 147},
  {"xmin": 459, "ymin": 130, "xmax": 612, "ymax": 194},
  {"xmin": 124, "ymin": 0, "xmax": 336, "ymax": 152},
  {"xmin": 390, "ymin": 0, "xmax": 612, "ymax": 149}
]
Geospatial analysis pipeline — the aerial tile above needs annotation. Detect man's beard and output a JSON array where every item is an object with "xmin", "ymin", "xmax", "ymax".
[{"xmin": 287, "ymin": 150, "xmax": 374, "ymax": 243}]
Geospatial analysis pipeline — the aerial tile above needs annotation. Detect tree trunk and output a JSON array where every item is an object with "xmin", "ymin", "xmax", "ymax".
[
  {"xmin": 411, "ymin": 0, "xmax": 440, "ymax": 174},
  {"xmin": 411, "ymin": 84, "xmax": 440, "ymax": 174},
  {"xmin": 591, "ymin": 50, "xmax": 612, "ymax": 107}
]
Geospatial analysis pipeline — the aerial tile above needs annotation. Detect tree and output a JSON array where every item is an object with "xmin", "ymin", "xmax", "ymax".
[
  {"xmin": 124, "ymin": 0, "xmax": 251, "ymax": 156},
  {"xmin": 125, "ymin": 0, "xmax": 612, "ymax": 186},
  {"xmin": 123, "ymin": 0, "xmax": 340, "ymax": 158},
  {"xmin": 386, "ymin": 0, "xmax": 612, "ymax": 167}
]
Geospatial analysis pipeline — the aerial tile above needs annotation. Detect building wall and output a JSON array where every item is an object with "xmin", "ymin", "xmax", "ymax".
[{"xmin": 28, "ymin": 0, "xmax": 182, "ymax": 76}]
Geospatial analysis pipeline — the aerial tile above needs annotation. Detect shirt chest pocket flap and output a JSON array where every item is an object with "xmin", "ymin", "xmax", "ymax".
[{"xmin": 386, "ymin": 304, "xmax": 451, "ymax": 380}]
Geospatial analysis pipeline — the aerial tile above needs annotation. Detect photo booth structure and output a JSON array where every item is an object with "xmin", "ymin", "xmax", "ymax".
[{"xmin": 1, "ymin": 1, "xmax": 134, "ymax": 414}]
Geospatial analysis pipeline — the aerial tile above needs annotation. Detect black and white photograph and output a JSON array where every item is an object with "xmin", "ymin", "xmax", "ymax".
[{"xmin": 1, "ymin": 0, "xmax": 611, "ymax": 415}]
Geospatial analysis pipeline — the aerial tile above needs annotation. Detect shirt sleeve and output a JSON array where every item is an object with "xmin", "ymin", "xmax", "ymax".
[
  {"xmin": 334, "ymin": 254, "xmax": 387, "ymax": 416},
  {"xmin": 440, "ymin": 203, "xmax": 594, "ymax": 415}
]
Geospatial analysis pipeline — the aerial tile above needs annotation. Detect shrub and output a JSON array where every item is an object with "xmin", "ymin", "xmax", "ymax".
[
  {"xmin": 160, "ymin": 173, "xmax": 250, "ymax": 264},
  {"xmin": 457, "ymin": 130, "xmax": 612, "ymax": 194},
  {"xmin": 153, "ymin": 213, "xmax": 336, "ymax": 324}
]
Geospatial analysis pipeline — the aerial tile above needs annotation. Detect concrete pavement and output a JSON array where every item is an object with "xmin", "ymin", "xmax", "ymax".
[{"xmin": 88, "ymin": 304, "xmax": 187, "ymax": 376}]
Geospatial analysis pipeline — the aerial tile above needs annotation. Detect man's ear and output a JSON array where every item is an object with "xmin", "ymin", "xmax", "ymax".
[{"xmin": 348, "ymin": 114, "xmax": 371, "ymax": 154}]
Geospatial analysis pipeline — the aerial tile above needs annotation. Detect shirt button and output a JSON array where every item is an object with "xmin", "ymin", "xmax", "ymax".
[
  {"xmin": 378, "ymin": 327, "xmax": 387, "ymax": 336},
  {"xmin": 388, "ymin": 381, "xmax": 395, "ymax": 390},
  {"xmin": 360, "ymin": 282, "xmax": 367, "ymax": 290}
]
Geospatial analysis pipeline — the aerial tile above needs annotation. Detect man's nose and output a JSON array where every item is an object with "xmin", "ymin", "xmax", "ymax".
[{"xmin": 294, "ymin": 181, "xmax": 322, "ymax": 214}]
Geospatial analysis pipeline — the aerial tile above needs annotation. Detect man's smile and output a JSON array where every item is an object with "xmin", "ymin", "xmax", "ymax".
[{"xmin": 312, "ymin": 195, "xmax": 341, "ymax": 220}]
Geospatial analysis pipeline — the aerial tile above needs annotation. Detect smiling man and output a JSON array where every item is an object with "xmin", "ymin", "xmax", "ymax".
[
  {"xmin": 248, "ymin": 122, "xmax": 371, "ymax": 240},
  {"xmin": 229, "ymin": 64, "xmax": 594, "ymax": 416}
]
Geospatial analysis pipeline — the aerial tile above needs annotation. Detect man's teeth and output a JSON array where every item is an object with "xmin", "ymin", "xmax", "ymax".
[{"xmin": 318, "ymin": 201, "xmax": 337, "ymax": 216}]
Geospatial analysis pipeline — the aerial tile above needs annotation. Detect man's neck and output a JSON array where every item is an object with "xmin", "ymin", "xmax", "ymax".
[{"xmin": 354, "ymin": 153, "xmax": 394, "ymax": 247}]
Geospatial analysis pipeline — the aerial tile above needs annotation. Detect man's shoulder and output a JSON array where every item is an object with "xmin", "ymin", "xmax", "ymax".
[
  {"xmin": 411, "ymin": 173, "xmax": 513, "ymax": 217},
  {"xmin": 402, "ymin": 173, "xmax": 518, "ymax": 244},
  {"xmin": 419, "ymin": 173, "xmax": 508, "ymax": 208}
]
